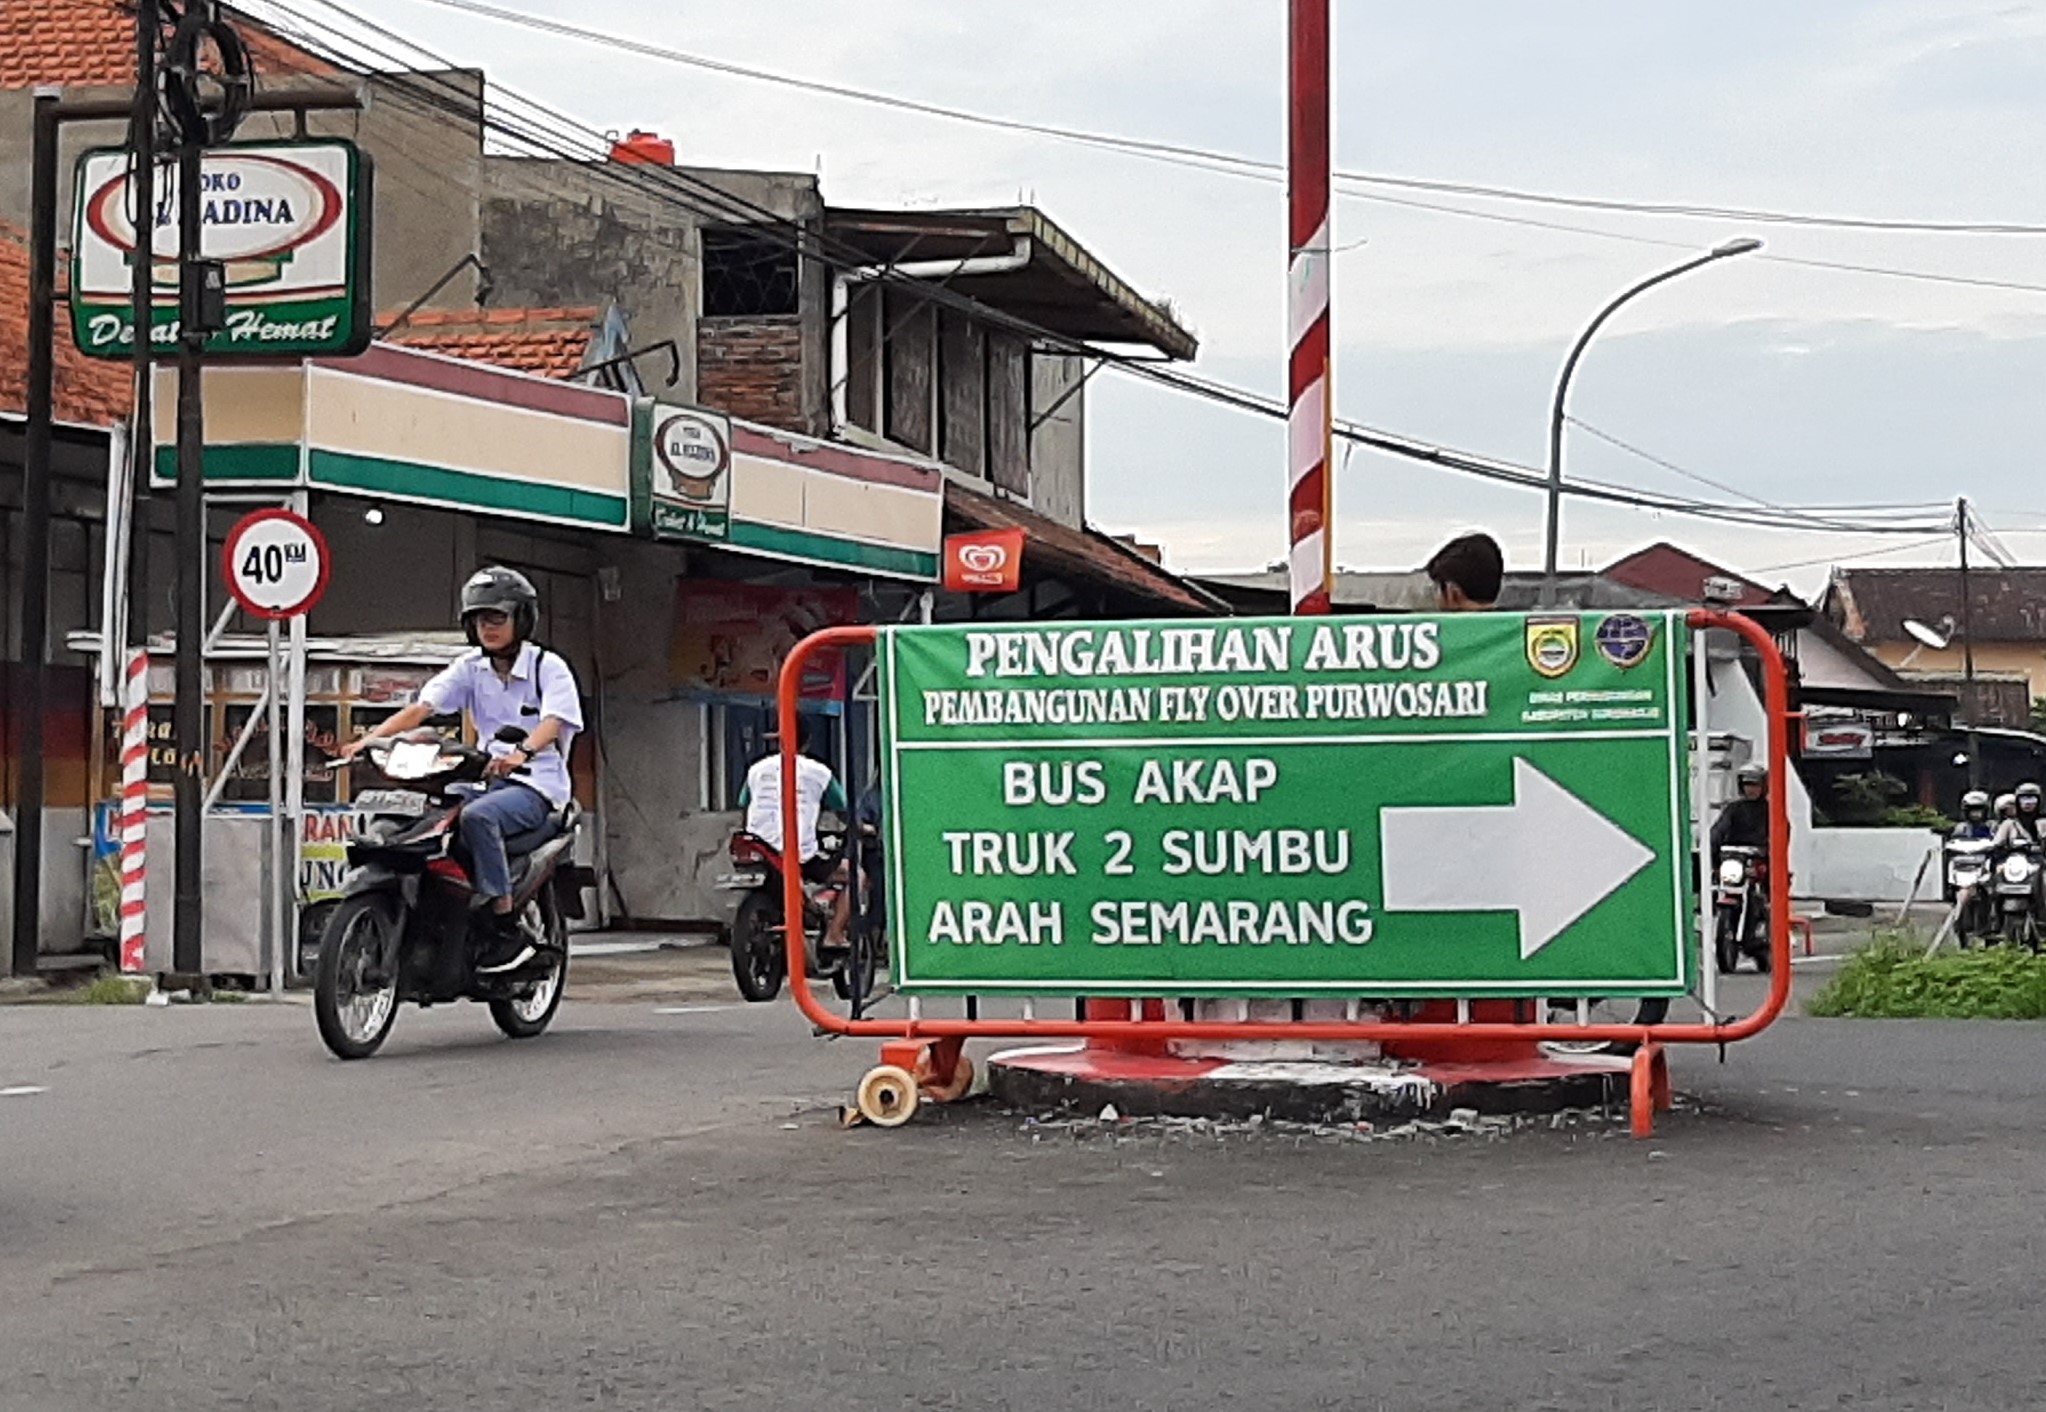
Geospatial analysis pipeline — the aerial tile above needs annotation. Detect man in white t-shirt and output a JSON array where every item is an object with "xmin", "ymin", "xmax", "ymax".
[{"xmin": 739, "ymin": 725, "xmax": 851, "ymax": 945}]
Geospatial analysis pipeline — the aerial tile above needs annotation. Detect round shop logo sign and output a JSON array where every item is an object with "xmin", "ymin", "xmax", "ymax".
[
  {"xmin": 959, "ymin": 543, "xmax": 1009, "ymax": 574},
  {"xmin": 85, "ymin": 153, "xmax": 347, "ymax": 289},
  {"xmin": 654, "ymin": 410, "xmax": 731, "ymax": 503}
]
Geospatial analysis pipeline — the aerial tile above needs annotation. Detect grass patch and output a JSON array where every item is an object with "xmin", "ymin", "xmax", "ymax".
[
  {"xmin": 64, "ymin": 975, "xmax": 151, "ymax": 1006},
  {"xmin": 1810, "ymin": 934, "xmax": 2046, "ymax": 1019}
]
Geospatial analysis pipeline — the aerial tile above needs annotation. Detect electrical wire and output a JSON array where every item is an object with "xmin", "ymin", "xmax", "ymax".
[
  {"xmin": 246, "ymin": 0, "xmax": 1967, "ymax": 540},
  {"xmin": 391, "ymin": 0, "xmax": 2046, "ymax": 240}
]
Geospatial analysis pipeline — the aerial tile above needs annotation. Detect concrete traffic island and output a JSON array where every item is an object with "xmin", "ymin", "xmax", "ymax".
[{"xmin": 985, "ymin": 1042, "xmax": 1635, "ymax": 1127}]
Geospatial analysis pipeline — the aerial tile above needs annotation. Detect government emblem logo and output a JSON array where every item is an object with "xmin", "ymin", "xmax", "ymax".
[{"xmin": 1525, "ymin": 616, "xmax": 1580, "ymax": 679}]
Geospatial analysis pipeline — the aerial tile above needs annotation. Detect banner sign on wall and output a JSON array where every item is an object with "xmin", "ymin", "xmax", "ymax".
[
  {"xmin": 943, "ymin": 528, "xmax": 1025, "ymax": 594},
  {"xmin": 670, "ymin": 581, "xmax": 858, "ymax": 704}
]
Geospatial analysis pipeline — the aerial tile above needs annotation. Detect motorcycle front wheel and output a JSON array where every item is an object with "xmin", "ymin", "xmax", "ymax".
[
  {"xmin": 832, "ymin": 928, "xmax": 881, "ymax": 1004},
  {"xmin": 489, "ymin": 891, "xmax": 568, "ymax": 1040},
  {"xmin": 314, "ymin": 894, "xmax": 403, "ymax": 1060},
  {"xmin": 730, "ymin": 891, "xmax": 786, "ymax": 1002},
  {"xmin": 1714, "ymin": 912, "xmax": 1743, "ymax": 975}
]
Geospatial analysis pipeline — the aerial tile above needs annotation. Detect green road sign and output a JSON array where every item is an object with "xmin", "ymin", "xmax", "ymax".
[{"xmin": 878, "ymin": 610, "xmax": 1695, "ymax": 998}]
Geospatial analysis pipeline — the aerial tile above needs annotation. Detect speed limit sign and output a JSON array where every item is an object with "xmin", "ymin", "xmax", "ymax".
[{"xmin": 222, "ymin": 509, "xmax": 330, "ymax": 620}]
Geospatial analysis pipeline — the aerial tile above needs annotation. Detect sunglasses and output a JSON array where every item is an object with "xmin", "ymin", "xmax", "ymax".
[{"xmin": 472, "ymin": 610, "xmax": 512, "ymax": 627}]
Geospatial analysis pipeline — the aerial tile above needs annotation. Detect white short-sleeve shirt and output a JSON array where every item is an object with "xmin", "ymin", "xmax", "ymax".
[{"xmin": 418, "ymin": 643, "xmax": 584, "ymax": 807}]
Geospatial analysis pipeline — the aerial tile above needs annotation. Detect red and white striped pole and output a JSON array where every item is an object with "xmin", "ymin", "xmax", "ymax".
[
  {"xmin": 1287, "ymin": 0, "xmax": 1333, "ymax": 616},
  {"xmin": 117, "ymin": 649, "xmax": 150, "ymax": 974}
]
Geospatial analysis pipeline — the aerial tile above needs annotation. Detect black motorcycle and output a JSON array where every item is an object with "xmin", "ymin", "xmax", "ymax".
[
  {"xmin": 724, "ymin": 821, "xmax": 883, "ymax": 1007},
  {"xmin": 313, "ymin": 727, "xmax": 584, "ymax": 1059}
]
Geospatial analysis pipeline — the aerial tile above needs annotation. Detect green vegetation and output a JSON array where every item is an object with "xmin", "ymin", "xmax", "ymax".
[
  {"xmin": 1810, "ymin": 934, "xmax": 2046, "ymax": 1019},
  {"xmin": 64, "ymin": 975, "xmax": 151, "ymax": 1006},
  {"xmin": 1823, "ymin": 772, "xmax": 1951, "ymax": 831}
]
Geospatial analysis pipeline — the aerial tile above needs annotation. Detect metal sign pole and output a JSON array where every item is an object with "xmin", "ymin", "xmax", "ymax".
[
  {"xmin": 285, "ymin": 493, "xmax": 312, "ymax": 980},
  {"xmin": 266, "ymin": 617, "xmax": 285, "ymax": 998}
]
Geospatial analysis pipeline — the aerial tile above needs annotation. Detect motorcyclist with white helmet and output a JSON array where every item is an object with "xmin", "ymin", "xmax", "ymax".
[
  {"xmin": 1952, "ymin": 789, "xmax": 1995, "ymax": 841},
  {"xmin": 1993, "ymin": 782, "xmax": 2046, "ymax": 853}
]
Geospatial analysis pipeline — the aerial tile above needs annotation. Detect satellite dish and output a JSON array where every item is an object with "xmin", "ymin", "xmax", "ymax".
[{"xmin": 1903, "ymin": 617, "xmax": 1953, "ymax": 650}]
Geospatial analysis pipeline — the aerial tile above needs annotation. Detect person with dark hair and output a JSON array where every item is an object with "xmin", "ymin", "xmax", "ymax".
[{"xmin": 1424, "ymin": 532, "xmax": 1504, "ymax": 611}]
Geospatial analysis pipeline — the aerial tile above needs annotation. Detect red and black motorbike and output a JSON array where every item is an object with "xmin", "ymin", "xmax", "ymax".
[
  {"xmin": 723, "ymin": 821, "xmax": 882, "ymax": 1007},
  {"xmin": 313, "ymin": 727, "xmax": 587, "ymax": 1059}
]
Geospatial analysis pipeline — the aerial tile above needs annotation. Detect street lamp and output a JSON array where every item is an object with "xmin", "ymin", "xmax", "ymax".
[{"xmin": 1539, "ymin": 237, "xmax": 1763, "ymax": 603}]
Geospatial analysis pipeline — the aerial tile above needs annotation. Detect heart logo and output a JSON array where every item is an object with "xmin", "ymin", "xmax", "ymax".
[{"xmin": 959, "ymin": 544, "xmax": 1007, "ymax": 573}]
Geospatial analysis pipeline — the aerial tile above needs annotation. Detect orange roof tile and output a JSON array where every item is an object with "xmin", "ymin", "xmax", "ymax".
[
  {"xmin": 381, "ymin": 307, "xmax": 604, "ymax": 380},
  {"xmin": 0, "ymin": 221, "xmax": 132, "ymax": 427},
  {"xmin": 0, "ymin": 0, "xmax": 335, "ymax": 89},
  {"xmin": 0, "ymin": 0, "xmax": 337, "ymax": 89}
]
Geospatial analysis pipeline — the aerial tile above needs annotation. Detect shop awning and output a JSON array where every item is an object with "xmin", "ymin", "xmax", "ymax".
[{"xmin": 945, "ymin": 482, "xmax": 1228, "ymax": 616}]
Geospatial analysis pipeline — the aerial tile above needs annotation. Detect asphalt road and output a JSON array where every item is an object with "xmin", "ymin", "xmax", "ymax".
[{"xmin": 5, "ymin": 959, "xmax": 2045, "ymax": 1412}]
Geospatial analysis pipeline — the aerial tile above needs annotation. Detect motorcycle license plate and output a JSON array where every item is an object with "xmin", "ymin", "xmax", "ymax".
[
  {"xmin": 355, "ymin": 788, "xmax": 429, "ymax": 816},
  {"xmin": 718, "ymin": 870, "xmax": 769, "ymax": 890}
]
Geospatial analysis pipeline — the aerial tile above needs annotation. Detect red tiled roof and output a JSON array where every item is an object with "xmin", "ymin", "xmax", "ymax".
[
  {"xmin": 0, "ymin": 221, "xmax": 131, "ymax": 427},
  {"xmin": 380, "ymin": 307, "xmax": 603, "ymax": 380},
  {"xmin": 0, "ymin": 0, "xmax": 337, "ymax": 89}
]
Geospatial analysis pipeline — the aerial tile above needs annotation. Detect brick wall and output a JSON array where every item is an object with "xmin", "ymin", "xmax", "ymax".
[{"xmin": 697, "ymin": 316, "xmax": 810, "ymax": 434}]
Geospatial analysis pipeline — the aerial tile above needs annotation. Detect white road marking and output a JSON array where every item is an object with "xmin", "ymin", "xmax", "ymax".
[
  {"xmin": 0, "ymin": 1086, "xmax": 49, "ymax": 1097},
  {"xmin": 652, "ymin": 1004, "xmax": 744, "ymax": 1015}
]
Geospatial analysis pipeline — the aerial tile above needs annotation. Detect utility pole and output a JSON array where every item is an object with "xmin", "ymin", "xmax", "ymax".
[
  {"xmin": 11, "ymin": 91, "xmax": 61, "ymax": 979},
  {"xmin": 129, "ymin": 0, "xmax": 158, "ymax": 651},
  {"xmin": 1958, "ymin": 496, "xmax": 1979, "ymax": 790}
]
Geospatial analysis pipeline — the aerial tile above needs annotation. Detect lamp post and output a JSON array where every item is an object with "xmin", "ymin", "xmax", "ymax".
[{"xmin": 1539, "ymin": 237, "xmax": 1763, "ymax": 604}]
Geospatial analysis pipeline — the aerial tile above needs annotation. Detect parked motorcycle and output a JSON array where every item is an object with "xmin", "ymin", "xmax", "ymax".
[
  {"xmin": 723, "ymin": 823, "xmax": 882, "ymax": 1006},
  {"xmin": 1942, "ymin": 837, "xmax": 1997, "ymax": 946},
  {"xmin": 1992, "ymin": 845, "xmax": 2044, "ymax": 950},
  {"xmin": 313, "ymin": 727, "xmax": 583, "ymax": 1059},
  {"xmin": 1713, "ymin": 844, "xmax": 1771, "ymax": 974}
]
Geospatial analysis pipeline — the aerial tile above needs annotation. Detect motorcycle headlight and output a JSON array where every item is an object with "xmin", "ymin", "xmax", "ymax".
[
  {"xmin": 1717, "ymin": 859, "xmax": 1746, "ymax": 887},
  {"xmin": 2001, "ymin": 855, "xmax": 2033, "ymax": 885}
]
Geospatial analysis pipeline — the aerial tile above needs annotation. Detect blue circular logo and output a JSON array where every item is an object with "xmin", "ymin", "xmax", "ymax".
[{"xmin": 1594, "ymin": 614, "xmax": 1654, "ymax": 669}]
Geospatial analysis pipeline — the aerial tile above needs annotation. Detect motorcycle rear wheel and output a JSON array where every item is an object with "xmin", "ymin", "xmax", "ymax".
[
  {"xmin": 731, "ymin": 891, "xmax": 786, "ymax": 1002},
  {"xmin": 832, "ymin": 928, "xmax": 881, "ymax": 1004},
  {"xmin": 314, "ymin": 895, "xmax": 403, "ymax": 1061},
  {"xmin": 489, "ymin": 892, "xmax": 568, "ymax": 1040}
]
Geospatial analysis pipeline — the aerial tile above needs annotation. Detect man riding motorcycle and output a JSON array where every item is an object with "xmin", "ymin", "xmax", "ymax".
[
  {"xmin": 739, "ymin": 722, "xmax": 852, "ymax": 947},
  {"xmin": 336, "ymin": 567, "xmax": 584, "ymax": 975},
  {"xmin": 1711, "ymin": 763, "xmax": 1770, "ymax": 854}
]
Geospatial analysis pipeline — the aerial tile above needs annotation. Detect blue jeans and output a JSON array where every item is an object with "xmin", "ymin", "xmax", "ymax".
[{"xmin": 459, "ymin": 782, "xmax": 553, "ymax": 903}]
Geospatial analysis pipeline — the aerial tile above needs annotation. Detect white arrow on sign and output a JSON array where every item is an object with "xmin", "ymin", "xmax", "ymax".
[{"xmin": 1378, "ymin": 757, "xmax": 1655, "ymax": 959}]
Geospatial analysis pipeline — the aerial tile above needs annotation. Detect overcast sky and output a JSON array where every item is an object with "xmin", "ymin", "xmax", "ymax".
[{"xmin": 293, "ymin": 0, "xmax": 2046, "ymax": 593}]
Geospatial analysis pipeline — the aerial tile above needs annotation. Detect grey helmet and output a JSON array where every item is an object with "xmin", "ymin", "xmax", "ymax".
[
  {"xmin": 1997, "ymin": 793, "xmax": 2019, "ymax": 818},
  {"xmin": 1736, "ymin": 763, "xmax": 1768, "ymax": 788},
  {"xmin": 1962, "ymin": 788, "xmax": 1991, "ymax": 820},
  {"xmin": 459, "ymin": 566, "xmax": 539, "ymax": 647},
  {"xmin": 2019, "ymin": 782, "xmax": 2043, "ymax": 813}
]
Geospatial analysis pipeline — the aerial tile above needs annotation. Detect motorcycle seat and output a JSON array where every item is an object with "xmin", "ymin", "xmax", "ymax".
[{"xmin": 503, "ymin": 801, "xmax": 581, "ymax": 859}]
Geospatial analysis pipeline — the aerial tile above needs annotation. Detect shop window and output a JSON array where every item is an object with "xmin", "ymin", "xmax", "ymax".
[{"xmin": 702, "ymin": 227, "xmax": 799, "ymax": 317}]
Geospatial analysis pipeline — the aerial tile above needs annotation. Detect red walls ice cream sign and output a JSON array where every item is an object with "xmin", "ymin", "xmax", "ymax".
[{"xmin": 70, "ymin": 140, "xmax": 373, "ymax": 359}]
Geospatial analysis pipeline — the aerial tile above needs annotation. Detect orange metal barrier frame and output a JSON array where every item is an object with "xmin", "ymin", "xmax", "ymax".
[{"xmin": 778, "ymin": 609, "xmax": 1793, "ymax": 1137}]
